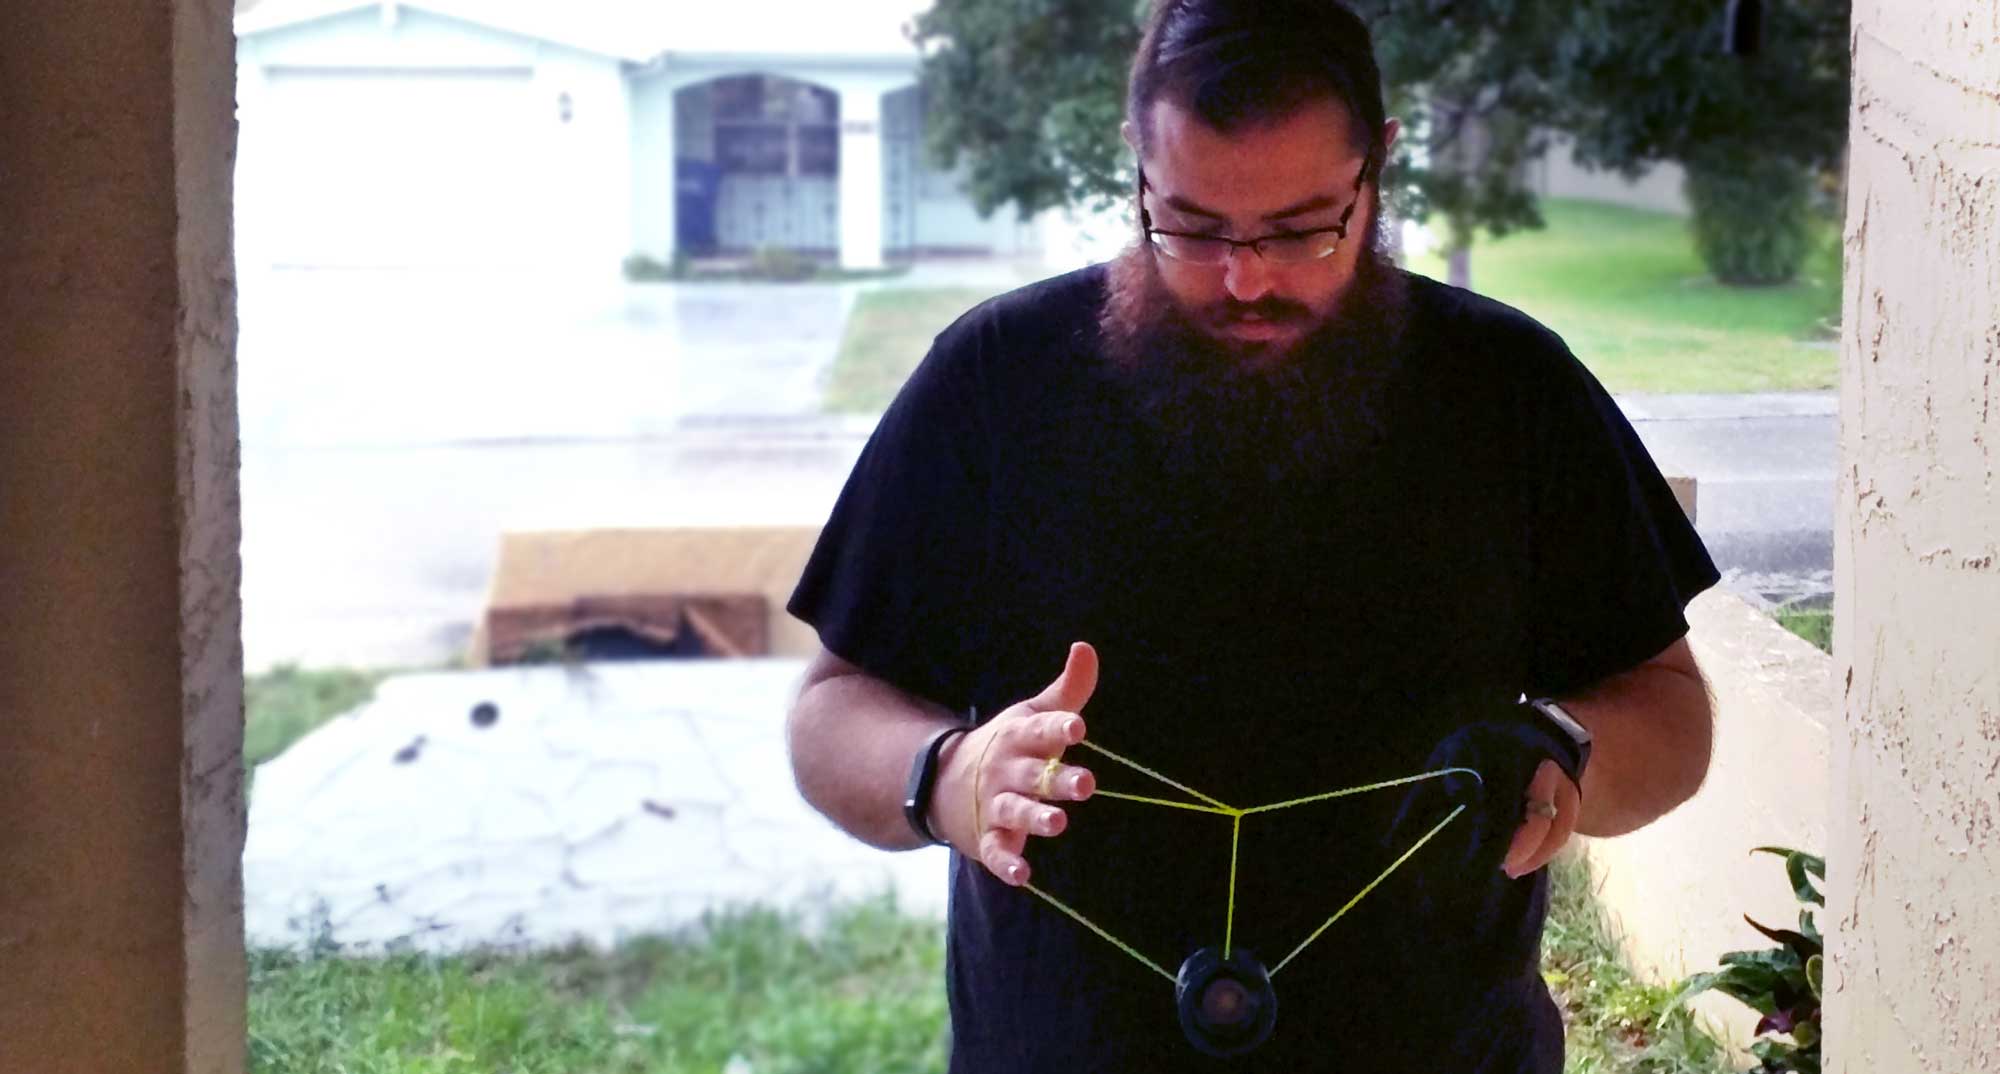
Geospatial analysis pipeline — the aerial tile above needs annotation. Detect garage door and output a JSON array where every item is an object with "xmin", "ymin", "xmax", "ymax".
[{"xmin": 251, "ymin": 68, "xmax": 547, "ymax": 268}]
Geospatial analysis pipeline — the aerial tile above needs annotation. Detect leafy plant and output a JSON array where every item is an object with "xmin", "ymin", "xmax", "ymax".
[
  {"xmin": 1685, "ymin": 155, "xmax": 1816, "ymax": 285},
  {"xmin": 1677, "ymin": 847, "xmax": 1825, "ymax": 1073}
]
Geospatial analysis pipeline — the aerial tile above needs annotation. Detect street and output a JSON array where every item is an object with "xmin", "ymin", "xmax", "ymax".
[{"xmin": 239, "ymin": 269, "xmax": 1838, "ymax": 671}]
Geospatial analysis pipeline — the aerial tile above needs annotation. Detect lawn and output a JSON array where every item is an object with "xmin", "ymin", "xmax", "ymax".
[
  {"xmin": 244, "ymin": 664, "xmax": 391, "ymax": 788},
  {"xmin": 1407, "ymin": 199, "xmax": 1842, "ymax": 394},
  {"xmin": 249, "ymin": 900, "xmax": 948, "ymax": 1074},
  {"xmin": 247, "ymin": 851, "xmax": 1729, "ymax": 1072},
  {"xmin": 823, "ymin": 287, "xmax": 1001, "ymax": 413},
  {"xmin": 1774, "ymin": 606, "xmax": 1834, "ymax": 653},
  {"xmin": 824, "ymin": 198, "xmax": 1842, "ymax": 412}
]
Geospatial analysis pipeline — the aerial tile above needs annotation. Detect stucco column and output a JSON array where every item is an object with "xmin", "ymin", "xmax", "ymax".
[
  {"xmin": 0, "ymin": 1, "xmax": 247, "ymax": 1071},
  {"xmin": 838, "ymin": 87, "xmax": 886, "ymax": 270},
  {"xmin": 1830, "ymin": 5, "xmax": 2000, "ymax": 1071}
]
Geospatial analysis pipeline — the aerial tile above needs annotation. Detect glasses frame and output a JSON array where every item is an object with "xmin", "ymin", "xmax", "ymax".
[{"xmin": 1138, "ymin": 155, "xmax": 1374, "ymax": 265}]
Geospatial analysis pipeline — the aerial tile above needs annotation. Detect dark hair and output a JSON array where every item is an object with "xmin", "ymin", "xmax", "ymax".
[{"xmin": 1128, "ymin": 0, "xmax": 1388, "ymax": 170}]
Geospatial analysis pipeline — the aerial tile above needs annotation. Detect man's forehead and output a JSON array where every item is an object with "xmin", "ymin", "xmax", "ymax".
[{"xmin": 1141, "ymin": 97, "xmax": 1368, "ymax": 217}]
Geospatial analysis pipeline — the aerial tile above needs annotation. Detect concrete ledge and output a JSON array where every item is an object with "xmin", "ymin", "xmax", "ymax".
[{"xmin": 1579, "ymin": 587, "xmax": 1831, "ymax": 1047}]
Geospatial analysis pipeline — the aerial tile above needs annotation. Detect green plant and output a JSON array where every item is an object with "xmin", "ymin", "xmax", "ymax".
[
  {"xmin": 749, "ymin": 245, "xmax": 816, "ymax": 282},
  {"xmin": 1684, "ymin": 156, "xmax": 1816, "ymax": 286},
  {"xmin": 623, "ymin": 253, "xmax": 676, "ymax": 282},
  {"xmin": 1678, "ymin": 847, "xmax": 1825, "ymax": 1073}
]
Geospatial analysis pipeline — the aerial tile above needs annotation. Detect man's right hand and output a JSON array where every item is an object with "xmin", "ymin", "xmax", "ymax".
[{"xmin": 930, "ymin": 642, "xmax": 1099, "ymax": 886}]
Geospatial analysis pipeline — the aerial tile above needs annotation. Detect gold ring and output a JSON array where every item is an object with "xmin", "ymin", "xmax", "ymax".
[
  {"xmin": 1526, "ymin": 799, "xmax": 1559, "ymax": 820},
  {"xmin": 1036, "ymin": 756, "xmax": 1062, "ymax": 799}
]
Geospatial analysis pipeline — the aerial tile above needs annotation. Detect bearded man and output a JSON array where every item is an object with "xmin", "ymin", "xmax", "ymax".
[{"xmin": 784, "ymin": 1, "xmax": 1719, "ymax": 1069}]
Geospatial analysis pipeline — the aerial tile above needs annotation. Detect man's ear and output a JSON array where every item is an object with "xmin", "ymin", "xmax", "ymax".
[
  {"xmin": 1381, "ymin": 117, "xmax": 1402, "ymax": 157},
  {"xmin": 1121, "ymin": 119, "xmax": 1139, "ymax": 155}
]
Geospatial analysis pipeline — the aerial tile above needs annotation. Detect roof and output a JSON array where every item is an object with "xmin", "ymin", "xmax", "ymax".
[{"xmin": 236, "ymin": 0, "xmax": 933, "ymax": 64}]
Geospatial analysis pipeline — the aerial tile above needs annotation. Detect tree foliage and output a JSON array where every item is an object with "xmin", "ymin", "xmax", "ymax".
[
  {"xmin": 912, "ymin": 0, "xmax": 1147, "ymax": 218},
  {"xmin": 1553, "ymin": 0, "xmax": 1850, "ymax": 178},
  {"xmin": 911, "ymin": 0, "xmax": 1851, "ymax": 277}
]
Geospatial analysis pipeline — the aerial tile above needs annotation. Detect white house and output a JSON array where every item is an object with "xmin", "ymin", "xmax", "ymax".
[{"xmin": 233, "ymin": 0, "xmax": 1042, "ymax": 272}]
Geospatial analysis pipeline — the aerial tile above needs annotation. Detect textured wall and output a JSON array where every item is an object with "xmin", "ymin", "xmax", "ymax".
[
  {"xmin": 1831, "ymin": 4, "xmax": 2000, "ymax": 1072},
  {"xmin": 0, "ymin": 0, "xmax": 245, "ymax": 1070}
]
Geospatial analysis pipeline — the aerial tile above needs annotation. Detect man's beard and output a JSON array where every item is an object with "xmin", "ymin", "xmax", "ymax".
[{"xmin": 1097, "ymin": 238, "xmax": 1411, "ymax": 493}]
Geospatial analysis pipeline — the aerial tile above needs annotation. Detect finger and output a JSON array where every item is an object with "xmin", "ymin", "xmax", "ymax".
[
  {"xmin": 1012, "ymin": 709, "xmax": 1088, "ymax": 757},
  {"xmin": 979, "ymin": 827, "xmax": 1031, "ymax": 886},
  {"xmin": 1024, "ymin": 642, "xmax": 1099, "ymax": 715},
  {"xmin": 988, "ymin": 791, "xmax": 1068, "ymax": 838},
  {"xmin": 1516, "ymin": 770, "xmax": 1582, "ymax": 877},
  {"xmin": 1504, "ymin": 760, "xmax": 1565, "ymax": 878},
  {"xmin": 1006, "ymin": 756, "xmax": 1096, "ymax": 802}
]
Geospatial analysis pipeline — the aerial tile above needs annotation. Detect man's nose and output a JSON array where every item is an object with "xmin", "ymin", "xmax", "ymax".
[{"xmin": 1222, "ymin": 245, "xmax": 1274, "ymax": 303}]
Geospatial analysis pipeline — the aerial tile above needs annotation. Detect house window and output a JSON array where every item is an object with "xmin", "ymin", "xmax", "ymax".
[{"xmin": 711, "ymin": 75, "xmax": 838, "ymax": 179}]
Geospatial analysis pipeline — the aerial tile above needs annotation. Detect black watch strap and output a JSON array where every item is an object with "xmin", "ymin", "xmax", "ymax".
[{"xmin": 903, "ymin": 723, "xmax": 972, "ymax": 846}]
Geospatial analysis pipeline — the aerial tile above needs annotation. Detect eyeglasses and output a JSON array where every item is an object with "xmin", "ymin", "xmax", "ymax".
[{"xmin": 1139, "ymin": 157, "xmax": 1372, "ymax": 265}]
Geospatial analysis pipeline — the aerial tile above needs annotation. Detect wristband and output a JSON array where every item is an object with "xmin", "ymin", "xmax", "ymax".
[{"xmin": 903, "ymin": 723, "xmax": 972, "ymax": 846}]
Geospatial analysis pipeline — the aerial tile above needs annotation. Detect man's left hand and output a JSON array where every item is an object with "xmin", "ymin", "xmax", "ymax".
[{"xmin": 1500, "ymin": 759, "xmax": 1581, "ymax": 879}]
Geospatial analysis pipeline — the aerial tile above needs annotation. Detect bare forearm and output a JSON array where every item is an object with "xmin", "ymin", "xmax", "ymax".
[
  {"xmin": 786, "ymin": 657, "xmax": 963, "ymax": 850},
  {"xmin": 1563, "ymin": 652, "xmax": 1714, "ymax": 837}
]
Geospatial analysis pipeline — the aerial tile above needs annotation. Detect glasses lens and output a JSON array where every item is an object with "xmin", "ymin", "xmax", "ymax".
[
  {"xmin": 1257, "ymin": 232, "xmax": 1341, "ymax": 264},
  {"xmin": 1152, "ymin": 233, "xmax": 1234, "ymax": 264}
]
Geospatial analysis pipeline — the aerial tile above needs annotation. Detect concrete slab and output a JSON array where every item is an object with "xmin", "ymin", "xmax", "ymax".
[{"xmin": 244, "ymin": 659, "xmax": 949, "ymax": 952}]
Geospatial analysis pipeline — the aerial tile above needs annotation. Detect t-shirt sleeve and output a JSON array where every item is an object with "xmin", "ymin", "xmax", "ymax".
[
  {"xmin": 1519, "ymin": 337, "xmax": 1721, "ymax": 697},
  {"xmin": 786, "ymin": 308, "xmax": 997, "ymax": 707}
]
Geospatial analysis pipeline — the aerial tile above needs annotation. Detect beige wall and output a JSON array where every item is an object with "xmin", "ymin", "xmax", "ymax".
[
  {"xmin": 1581, "ymin": 589, "xmax": 1832, "ymax": 1049},
  {"xmin": 1532, "ymin": 132, "xmax": 1692, "ymax": 218},
  {"xmin": 0, "ymin": 1, "xmax": 246, "ymax": 1071},
  {"xmin": 1831, "ymin": 4, "xmax": 2000, "ymax": 1071}
]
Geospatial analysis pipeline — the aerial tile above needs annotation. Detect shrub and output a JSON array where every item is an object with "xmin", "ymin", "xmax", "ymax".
[
  {"xmin": 749, "ymin": 245, "xmax": 817, "ymax": 282},
  {"xmin": 1684, "ymin": 155, "xmax": 1815, "ymax": 286}
]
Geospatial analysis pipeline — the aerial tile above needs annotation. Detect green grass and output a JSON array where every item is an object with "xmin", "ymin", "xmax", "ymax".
[
  {"xmin": 249, "ymin": 899, "xmax": 948, "ymax": 1074},
  {"xmin": 1773, "ymin": 607, "xmax": 1833, "ymax": 653},
  {"xmin": 1411, "ymin": 199, "xmax": 1842, "ymax": 394},
  {"xmin": 824, "ymin": 287, "xmax": 1003, "ymax": 413},
  {"xmin": 247, "ymin": 860, "xmax": 1727, "ymax": 1072},
  {"xmin": 245, "ymin": 664, "xmax": 391, "ymax": 776},
  {"xmin": 1544, "ymin": 854, "xmax": 1736, "ymax": 1074}
]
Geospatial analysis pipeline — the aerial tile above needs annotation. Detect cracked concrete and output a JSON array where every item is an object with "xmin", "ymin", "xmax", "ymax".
[{"xmin": 244, "ymin": 658, "xmax": 947, "ymax": 952}]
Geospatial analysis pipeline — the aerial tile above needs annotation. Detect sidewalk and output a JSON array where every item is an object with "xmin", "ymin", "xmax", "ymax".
[{"xmin": 245, "ymin": 658, "xmax": 948, "ymax": 952}]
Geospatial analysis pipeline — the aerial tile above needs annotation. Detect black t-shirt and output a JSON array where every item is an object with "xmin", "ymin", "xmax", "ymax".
[{"xmin": 789, "ymin": 265, "xmax": 1718, "ymax": 1073}]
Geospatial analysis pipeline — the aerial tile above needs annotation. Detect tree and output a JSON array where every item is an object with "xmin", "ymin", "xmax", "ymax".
[
  {"xmin": 911, "ymin": 0, "xmax": 1571, "ymax": 289},
  {"xmin": 911, "ymin": 0, "xmax": 1146, "ymax": 219},
  {"xmin": 1550, "ymin": 0, "xmax": 1851, "ymax": 285},
  {"xmin": 912, "ymin": 0, "xmax": 1852, "ymax": 288}
]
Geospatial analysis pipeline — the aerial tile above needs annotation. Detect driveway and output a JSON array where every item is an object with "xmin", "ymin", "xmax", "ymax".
[
  {"xmin": 237, "ymin": 268, "xmax": 857, "ymax": 448},
  {"xmin": 237, "ymin": 268, "xmax": 874, "ymax": 669}
]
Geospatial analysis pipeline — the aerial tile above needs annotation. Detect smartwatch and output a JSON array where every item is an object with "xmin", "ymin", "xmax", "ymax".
[
  {"xmin": 903, "ymin": 722, "xmax": 972, "ymax": 846},
  {"xmin": 1524, "ymin": 697, "xmax": 1593, "ymax": 783}
]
